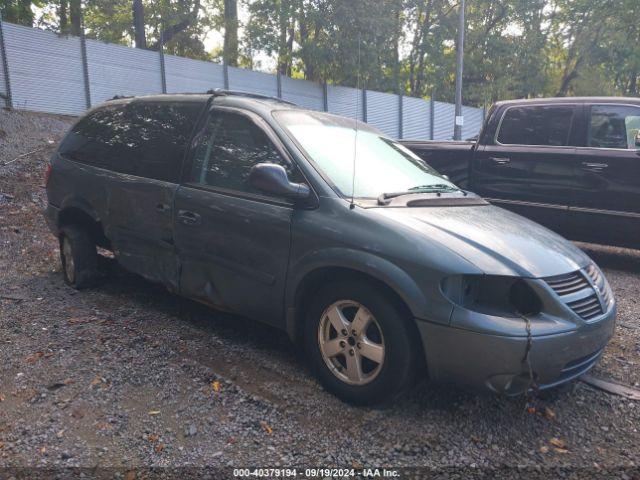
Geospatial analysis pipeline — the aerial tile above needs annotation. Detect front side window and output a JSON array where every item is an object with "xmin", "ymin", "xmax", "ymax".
[
  {"xmin": 496, "ymin": 105, "xmax": 575, "ymax": 146},
  {"xmin": 188, "ymin": 110, "xmax": 300, "ymax": 196},
  {"xmin": 274, "ymin": 110, "xmax": 456, "ymax": 199},
  {"xmin": 588, "ymin": 105, "xmax": 640, "ymax": 149}
]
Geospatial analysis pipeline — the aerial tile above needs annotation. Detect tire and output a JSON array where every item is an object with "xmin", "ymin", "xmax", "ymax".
[
  {"xmin": 59, "ymin": 225, "xmax": 99, "ymax": 289},
  {"xmin": 304, "ymin": 279, "xmax": 418, "ymax": 405}
]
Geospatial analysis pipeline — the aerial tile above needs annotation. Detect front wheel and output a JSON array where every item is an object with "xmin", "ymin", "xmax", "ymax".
[{"xmin": 304, "ymin": 280, "xmax": 418, "ymax": 405}]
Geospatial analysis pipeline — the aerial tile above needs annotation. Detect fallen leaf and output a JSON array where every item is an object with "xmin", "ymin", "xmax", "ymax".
[
  {"xmin": 539, "ymin": 446, "xmax": 549, "ymax": 454},
  {"xmin": 56, "ymin": 430, "xmax": 64, "ymax": 438},
  {"xmin": 90, "ymin": 376, "xmax": 102, "ymax": 386},
  {"xmin": 124, "ymin": 471, "xmax": 136, "ymax": 480},
  {"xmin": 0, "ymin": 442, "xmax": 4, "ymax": 449},
  {"xmin": 0, "ymin": 394, "xmax": 5, "ymax": 402},
  {"xmin": 549, "ymin": 438, "xmax": 566, "ymax": 449},
  {"xmin": 352, "ymin": 460, "xmax": 363, "ymax": 469},
  {"xmin": 63, "ymin": 378, "xmax": 75, "ymax": 385},
  {"xmin": 148, "ymin": 434, "xmax": 159, "ymax": 443},
  {"xmin": 25, "ymin": 351, "xmax": 44, "ymax": 364},
  {"xmin": 154, "ymin": 443, "xmax": 165, "ymax": 453},
  {"xmin": 544, "ymin": 407, "xmax": 556, "ymax": 421},
  {"xmin": 554, "ymin": 447, "xmax": 569, "ymax": 454},
  {"xmin": 96, "ymin": 421, "xmax": 112, "ymax": 431},
  {"xmin": 227, "ymin": 436, "xmax": 237, "ymax": 444},
  {"xmin": 260, "ymin": 421, "xmax": 273, "ymax": 435},
  {"xmin": 40, "ymin": 446, "xmax": 46, "ymax": 454},
  {"xmin": 526, "ymin": 406, "xmax": 536, "ymax": 414},
  {"xmin": 211, "ymin": 381, "xmax": 221, "ymax": 393},
  {"xmin": 148, "ymin": 410, "xmax": 161, "ymax": 416},
  {"xmin": 470, "ymin": 435, "xmax": 480, "ymax": 443}
]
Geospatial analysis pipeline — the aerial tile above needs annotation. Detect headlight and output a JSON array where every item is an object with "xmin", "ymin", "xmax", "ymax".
[{"xmin": 441, "ymin": 275, "xmax": 542, "ymax": 316}]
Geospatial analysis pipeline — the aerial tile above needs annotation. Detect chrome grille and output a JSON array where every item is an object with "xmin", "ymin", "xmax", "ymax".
[
  {"xmin": 544, "ymin": 267, "xmax": 605, "ymax": 321},
  {"xmin": 545, "ymin": 271, "xmax": 590, "ymax": 295}
]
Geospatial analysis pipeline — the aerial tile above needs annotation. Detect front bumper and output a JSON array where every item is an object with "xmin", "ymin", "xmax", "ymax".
[{"xmin": 416, "ymin": 304, "xmax": 616, "ymax": 395}]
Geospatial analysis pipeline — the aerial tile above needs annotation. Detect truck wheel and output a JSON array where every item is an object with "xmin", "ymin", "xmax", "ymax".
[
  {"xmin": 304, "ymin": 280, "xmax": 418, "ymax": 405},
  {"xmin": 59, "ymin": 225, "xmax": 99, "ymax": 289}
]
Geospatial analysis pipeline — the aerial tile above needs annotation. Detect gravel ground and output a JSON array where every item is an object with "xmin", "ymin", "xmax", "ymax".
[{"xmin": 1, "ymin": 108, "xmax": 639, "ymax": 478}]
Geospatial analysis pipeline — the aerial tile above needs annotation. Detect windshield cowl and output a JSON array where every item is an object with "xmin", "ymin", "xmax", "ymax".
[{"xmin": 372, "ymin": 190, "xmax": 488, "ymax": 208}]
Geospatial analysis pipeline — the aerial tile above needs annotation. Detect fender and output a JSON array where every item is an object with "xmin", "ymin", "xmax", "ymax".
[
  {"xmin": 285, "ymin": 247, "xmax": 454, "ymax": 342},
  {"xmin": 58, "ymin": 195, "xmax": 103, "ymax": 225}
]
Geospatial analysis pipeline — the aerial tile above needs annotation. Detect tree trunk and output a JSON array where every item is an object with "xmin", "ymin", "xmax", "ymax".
[
  {"xmin": 223, "ymin": 0, "xmax": 239, "ymax": 67},
  {"xmin": 18, "ymin": 0, "xmax": 35, "ymax": 26},
  {"xmin": 132, "ymin": 0, "xmax": 147, "ymax": 49},
  {"xmin": 277, "ymin": 0, "xmax": 291, "ymax": 75},
  {"xmin": 58, "ymin": 0, "xmax": 69, "ymax": 34},
  {"xmin": 69, "ymin": 0, "xmax": 81, "ymax": 36}
]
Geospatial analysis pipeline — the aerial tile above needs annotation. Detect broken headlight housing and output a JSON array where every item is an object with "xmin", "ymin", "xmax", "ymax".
[{"xmin": 441, "ymin": 275, "xmax": 542, "ymax": 317}]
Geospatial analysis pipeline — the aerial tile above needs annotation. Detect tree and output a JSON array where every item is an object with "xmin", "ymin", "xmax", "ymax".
[
  {"xmin": 1, "ymin": 0, "xmax": 38, "ymax": 26},
  {"xmin": 132, "ymin": 0, "xmax": 146, "ymax": 48},
  {"xmin": 223, "ymin": 0, "xmax": 238, "ymax": 66}
]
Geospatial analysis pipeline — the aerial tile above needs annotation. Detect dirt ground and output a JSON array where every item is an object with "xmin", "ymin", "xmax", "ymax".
[{"xmin": 0, "ymin": 109, "xmax": 639, "ymax": 479}]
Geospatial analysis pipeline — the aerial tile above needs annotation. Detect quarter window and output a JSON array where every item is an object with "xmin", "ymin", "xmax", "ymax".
[
  {"xmin": 496, "ymin": 105, "xmax": 575, "ymax": 146},
  {"xmin": 188, "ymin": 111, "xmax": 300, "ymax": 196},
  {"xmin": 58, "ymin": 101, "xmax": 203, "ymax": 182},
  {"xmin": 588, "ymin": 105, "xmax": 640, "ymax": 149}
]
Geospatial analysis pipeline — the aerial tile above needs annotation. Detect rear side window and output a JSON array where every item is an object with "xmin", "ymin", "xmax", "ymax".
[
  {"xmin": 59, "ymin": 101, "xmax": 203, "ymax": 182},
  {"xmin": 588, "ymin": 104, "xmax": 640, "ymax": 149},
  {"xmin": 188, "ymin": 110, "xmax": 301, "ymax": 197},
  {"xmin": 496, "ymin": 105, "xmax": 575, "ymax": 146}
]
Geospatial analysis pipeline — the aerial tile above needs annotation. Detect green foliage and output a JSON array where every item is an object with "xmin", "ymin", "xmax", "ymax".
[{"xmin": 4, "ymin": 0, "xmax": 640, "ymax": 105}]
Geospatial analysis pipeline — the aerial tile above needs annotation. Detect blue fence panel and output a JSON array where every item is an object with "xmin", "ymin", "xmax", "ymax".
[
  {"xmin": 86, "ymin": 39, "xmax": 162, "ymax": 105},
  {"xmin": 228, "ymin": 66, "xmax": 278, "ymax": 97},
  {"xmin": 461, "ymin": 105, "xmax": 484, "ymax": 139},
  {"xmin": 433, "ymin": 101, "xmax": 455, "ymax": 140},
  {"xmin": 327, "ymin": 85, "xmax": 364, "ymax": 121},
  {"xmin": 281, "ymin": 76, "xmax": 323, "ymax": 111},
  {"xmin": 2, "ymin": 23, "xmax": 86, "ymax": 115},
  {"xmin": 164, "ymin": 54, "xmax": 225, "ymax": 94},
  {"xmin": 401, "ymin": 96, "xmax": 430, "ymax": 140},
  {"xmin": 366, "ymin": 90, "xmax": 400, "ymax": 138}
]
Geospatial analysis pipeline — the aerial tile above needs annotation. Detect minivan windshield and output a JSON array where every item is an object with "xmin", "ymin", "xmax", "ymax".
[{"xmin": 273, "ymin": 110, "xmax": 458, "ymax": 199}]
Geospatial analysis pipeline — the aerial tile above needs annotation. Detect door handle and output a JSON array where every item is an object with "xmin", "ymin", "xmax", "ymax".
[
  {"xmin": 156, "ymin": 203, "xmax": 171, "ymax": 214},
  {"xmin": 489, "ymin": 156, "xmax": 511, "ymax": 165},
  {"xmin": 177, "ymin": 210, "xmax": 201, "ymax": 226},
  {"xmin": 581, "ymin": 162, "xmax": 608, "ymax": 172}
]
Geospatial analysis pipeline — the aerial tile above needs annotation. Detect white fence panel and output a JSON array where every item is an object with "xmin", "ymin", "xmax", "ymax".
[
  {"xmin": 228, "ymin": 66, "xmax": 278, "ymax": 97},
  {"xmin": 433, "ymin": 101, "xmax": 455, "ymax": 140},
  {"xmin": 281, "ymin": 76, "xmax": 323, "ymax": 110},
  {"xmin": 2, "ymin": 23, "xmax": 86, "ymax": 115},
  {"xmin": 327, "ymin": 85, "xmax": 363, "ymax": 121},
  {"xmin": 86, "ymin": 39, "xmax": 162, "ymax": 105},
  {"xmin": 462, "ymin": 105, "xmax": 484, "ymax": 139},
  {"xmin": 0, "ymin": 29, "xmax": 6, "ymax": 108},
  {"xmin": 366, "ymin": 90, "xmax": 399, "ymax": 138},
  {"xmin": 165, "ymin": 54, "xmax": 224, "ymax": 94},
  {"xmin": 402, "ymin": 96, "xmax": 430, "ymax": 140}
]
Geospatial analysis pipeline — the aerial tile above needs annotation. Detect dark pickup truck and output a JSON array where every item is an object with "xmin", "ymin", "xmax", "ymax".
[{"xmin": 402, "ymin": 97, "xmax": 640, "ymax": 249}]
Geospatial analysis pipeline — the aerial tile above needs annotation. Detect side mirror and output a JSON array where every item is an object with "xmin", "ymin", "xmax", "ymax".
[
  {"xmin": 635, "ymin": 131, "xmax": 640, "ymax": 148},
  {"xmin": 442, "ymin": 174, "xmax": 450, "ymax": 181},
  {"xmin": 249, "ymin": 163, "xmax": 311, "ymax": 199}
]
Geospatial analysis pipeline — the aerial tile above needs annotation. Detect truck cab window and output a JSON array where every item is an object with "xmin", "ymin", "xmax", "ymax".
[
  {"xmin": 189, "ymin": 111, "xmax": 301, "ymax": 195},
  {"xmin": 588, "ymin": 105, "xmax": 640, "ymax": 149},
  {"xmin": 496, "ymin": 105, "xmax": 574, "ymax": 147}
]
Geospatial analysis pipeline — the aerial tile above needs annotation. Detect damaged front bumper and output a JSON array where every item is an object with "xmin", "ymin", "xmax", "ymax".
[{"xmin": 416, "ymin": 304, "xmax": 616, "ymax": 395}]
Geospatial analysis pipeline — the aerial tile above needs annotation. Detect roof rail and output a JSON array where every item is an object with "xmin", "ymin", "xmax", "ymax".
[
  {"xmin": 106, "ymin": 94, "xmax": 132, "ymax": 101},
  {"xmin": 206, "ymin": 88, "xmax": 297, "ymax": 106}
]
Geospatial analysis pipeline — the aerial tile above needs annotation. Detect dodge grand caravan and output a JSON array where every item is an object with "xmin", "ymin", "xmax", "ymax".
[{"xmin": 45, "ymin": 91, "xmax": 616, "ymax": 404}]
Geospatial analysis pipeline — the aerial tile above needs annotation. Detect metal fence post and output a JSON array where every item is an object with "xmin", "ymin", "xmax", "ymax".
[
  {"xmin": 79, "ymin": 13, "xmax": 92, "ymax": 109},
  {"xmin": 361, "ymin": 88, "xmax": 367, "ymax": 122},
  {"xmin": 322, "ymin": 82, "xmax": 328, "ymax": 112},
  {"xmin": 398, "ymin": 93, "xmax": 403, "ymax": 139},
  {"xmin": 158, "ymin": 29, "xmax": 167, "ymax": 94},
  {"xmin": 429, "ymin": 94, "xmax": 435, "ymax": 140},
  {"xmin": 0, "ymin": 11, "xmax": 13, "ymax": 108},
  {"xmin": 223, "ymin": 62, "xmax": 229, "ymax": 90},
  {"xmin": 276, "ymin": 71, "xmax": 282, "ymax": 99}
]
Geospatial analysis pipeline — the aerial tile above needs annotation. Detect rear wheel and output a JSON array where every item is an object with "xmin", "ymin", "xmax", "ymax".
[
  {"xmin": 59, "ymin": 225, "xmax": 99, "ymax": 289},
  {"xmin": 304, "ymin": 280, "xmax": 418, "ymax": 405}
]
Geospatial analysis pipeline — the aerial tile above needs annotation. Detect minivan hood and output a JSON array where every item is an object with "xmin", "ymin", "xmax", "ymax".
[{"xmin": 373, "ymin": 204, "xmax": 590, "ymax": 278}]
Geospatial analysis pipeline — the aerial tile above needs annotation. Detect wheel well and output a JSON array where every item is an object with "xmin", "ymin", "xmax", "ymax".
[
  {"xmin": 58, "ymin": 207, "xmax": 110, "ymax": 249},
  {"xmin": 292, "ymin": 267, "xmax": 426, "ymax": 370}
]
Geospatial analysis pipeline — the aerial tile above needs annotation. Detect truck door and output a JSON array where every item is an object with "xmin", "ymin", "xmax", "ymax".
[
  {"xmin": 569, "ymin": 103, "xmax": 640, "ymax": 247},
  {"xmin": 471, "ymin": 104, "xmax": 581, "ymax": 235},
  {"xmin": 174, "ymin": 108, "xmax": 302, "ymax": 327}
]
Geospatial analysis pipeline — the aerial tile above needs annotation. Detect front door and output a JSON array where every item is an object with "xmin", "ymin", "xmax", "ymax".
[
  {"xmin": 174, "ymin": 107, "xmax": 303, "ymax": 326},
  {"xmin": 471, "ymin": 104, "xmax": 580, "ymax": 235},
  {"xmin": 569, "ymin": 103, "xmax": 640, "ymax": 247}
]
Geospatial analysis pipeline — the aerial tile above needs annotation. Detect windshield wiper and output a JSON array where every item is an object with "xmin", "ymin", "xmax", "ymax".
[{"xmin": 377, "ymin": 185, "xmax": 465, "ymax": 205}]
